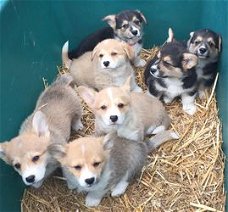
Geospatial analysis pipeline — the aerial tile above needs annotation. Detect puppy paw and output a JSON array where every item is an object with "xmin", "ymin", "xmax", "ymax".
[
  {"xmin": 111, "ymin": 181, "xmax": 129, "ymax": 197},
  {"xmin": 163, "ymin": 96, "xmax": 173, "ymax": 104},
  {"xmin": 199, "ymin": 90, "xmax": 206, "ymax": 100},
  {"xmin": 134, "ymin": 59, "xmax": 146, "ymax": 67},
  {"xmin": 151, "ymin": 125, "xmax": 166, "ymax": 134},
  {"xmin": 183, "ymin": 104, "xmax": 197, "ymax": 115},
  {"xmin": 72, "ymin": 119, "xmax": 83, "ymax": 131},
  {"xmin": 85, "ymin": 195, "xmax": 102, "ymax": 207}
]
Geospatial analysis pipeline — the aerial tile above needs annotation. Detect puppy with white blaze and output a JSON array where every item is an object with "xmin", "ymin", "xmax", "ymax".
[
  {"xmin": 0, "ymin": 74, "xmax": 83, "ymax": 188},
  {"xmin": 78, "ymin": 77, "xmax": 170, "ymax": 141},
  {"xmin": 48, "ymin": 131, "xmax": 179, "ymax": 207}
]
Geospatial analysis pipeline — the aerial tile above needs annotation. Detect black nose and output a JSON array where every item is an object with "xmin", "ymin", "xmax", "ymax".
[
  {"xmin": 150, "ymin": 68, "xmax": 156, "ymax": 74},
  {"xmin": 26, "ymin": 175, "xmax": 35, "ymax": 183},
  {"xmin": 199, "ymin": 47, "xmax": 207, "ymax": 54},
  {"xmin": 110, "ymin": 115, "xmax": 118, "ymax": 122},
  {"xmin": 131, "ymin": 30, "xmax": 138, "ymax": 35},
  {"xmin": 103, "ymin": 61, "xmax": 110, "ymax": 67},
  {"xmin": 85, "ymin": 177, "xmax": 95, "ymax": 185}
]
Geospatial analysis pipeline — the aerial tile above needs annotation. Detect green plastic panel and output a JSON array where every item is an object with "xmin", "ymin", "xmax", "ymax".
[{"xmin": 0, "ymin": 1, "xmax": 227, "ymax": 211}]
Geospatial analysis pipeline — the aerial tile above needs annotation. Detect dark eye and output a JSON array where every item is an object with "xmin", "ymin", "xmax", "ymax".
[
  {"xmin": 111, "ymin": 52, "xmax": 117, "ymax": 56},
  {"xmin": 99, "ymin": 54, "xmax": 104, "ymax": 58},
  {"xmin": 208, "ymin": 41, "xmax": 214, "ymax": 47},
  {"xmin": 74, "ymin": 165, "xmax": 82, "ymax": 170},
  {"xmin": 122, "ymin": 24, "xmax": 129, "ymax": 29},
  {"xmin": 14, "ymin": 163, "xmax": 21, "ymax": 169},
  {"xmin": 163, "ymin": 61, "xmax": 172, "ymax": 66},
  {"xmin": 118, "ymin": 103, "xmax": 124, "ymax": 108},
  {"xmin": 100, "ymin": 105, "xmax": 107, "ymax": 110},
  {"xmin": 32, "ymin": 155, "xmax": 40, "ymax": 162},
  {"xmin": 194, "ymin": 40, "xmax": 200, "ymax": 45},
  {"xmin": 93, "ymin": 162, "xmax": 101, "ymax": 167},
  {"xmin": 134, "ymin": 20, "xmax": 140, "ymax": 25}
]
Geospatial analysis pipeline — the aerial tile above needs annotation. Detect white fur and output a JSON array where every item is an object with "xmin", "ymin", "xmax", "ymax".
[
  {"xmin": 78, "ymin": 166, "xmax": 97, "ymax": 188},
  {"xmin": 72, "ymin": 118, "xmax": 83, "ymax": 131},
  {"xmin": 111, "ymin": 173, "xmax": 129, "ymax": 197},
  {"xmin": 151, "ymin": 125, "xmax": 166, "ymax": 134},
  {"xmin": 181, "ymin": 93, "xmax": 197, "ymax": 115}
]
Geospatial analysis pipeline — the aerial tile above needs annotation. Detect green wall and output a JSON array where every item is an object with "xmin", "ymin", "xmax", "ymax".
[{"xmin": 0, "ymin": 1, "xmax": 227, "ymax": 211}]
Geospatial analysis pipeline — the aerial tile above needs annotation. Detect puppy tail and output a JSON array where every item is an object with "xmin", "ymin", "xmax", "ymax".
[
  {"xmin": 62, "ymin": 41, "xmax": 72, "ymax": 69},
  {"xmin": 146, "ymin": 130, "xmax": 179, "ymax": 153},
  {"xmin": 53, "ymin": 73, "xmax": 75, "ymax": 87}
]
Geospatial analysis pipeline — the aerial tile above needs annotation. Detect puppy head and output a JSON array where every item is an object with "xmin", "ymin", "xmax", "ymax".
[
  {"xmin": 103, "ymin": 10, "xmax": 146, "ymax": 42},
  {"xmin": 187, "ymin": 29, "xmax": 222, "ymax": 60},
  {"xmin": 0, "ymin": 111, "xmax": 51, "ymax": 186},
  {"xmin": 49, "ymin": 136, "xmax": 112, "ymax": 189},
  {"xmin": 78, "ymin": 77, "xmax": 132, "ymax": 127},
  {"xmin": 149, "ymin": 29, "xmax": 198, "ymax": 79},
  {"xmin": 91, "ymin": 39, "xmax": 134, "ymax": 70}
]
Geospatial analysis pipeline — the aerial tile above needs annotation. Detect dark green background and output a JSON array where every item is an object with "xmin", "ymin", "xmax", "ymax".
[{"xmin": 0, "ymin": 1, "xmax": 227, "ymax": 211}]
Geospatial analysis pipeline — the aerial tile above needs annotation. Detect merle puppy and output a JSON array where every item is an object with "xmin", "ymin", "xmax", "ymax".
[
  {"xmin": 187, "ymin": 29, "xmax": 222, "ymax": 98},
  {"xmin": 68, "ymin": 10, "xmax": 147, "ymax": 67},
  {"xmin": 144, "ymin": 29, "xmax": 198, "ymax": 115}
]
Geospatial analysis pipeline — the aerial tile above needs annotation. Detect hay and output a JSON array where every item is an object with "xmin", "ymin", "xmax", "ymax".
[{"xmin": 21, "ymin": 47, "xmax": 225, "ymax": 211}]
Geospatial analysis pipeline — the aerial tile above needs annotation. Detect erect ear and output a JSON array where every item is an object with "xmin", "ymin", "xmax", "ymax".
[
  {"xmin": 77, "ymin": 86, "xmax": 97, "ymax": 109},
  {"xmin": 48, "ymin": 143, "xmax": 66, "ymax": 163},
  {"xmin": 136, "ymin": 10, "xmax": 147, "ymax": 24},
  {"xmin": 218, "ymin": 35, "xmax": 222, "ymax": 52},
  {"xmin": 103, "ymin": 15, "xmax": 116, "ymax": 29},
  {"xmin": 182, "ymin": 53, "xmax": 198, "ymax": 70},
  {"xmin": 121, "ymin": 76, "xmax": 131, "ymax": 93},
  {"xmin": 32, "ymin": 111, "xmax": 50, "ymax": 138},
  {"xmin": 187, "ymin": 31, "xmax": 195, "ymax": 47},
  {"xmin": 122, "ymin": 43, "xmax": 135, "ymax": 60},
  {"xmin": 166, "ymin": 28, "xmax": 174, "ymax": 43},
  {"xmin": 0, "ymin": 142, "xmax": 10, "ymax": 164}
]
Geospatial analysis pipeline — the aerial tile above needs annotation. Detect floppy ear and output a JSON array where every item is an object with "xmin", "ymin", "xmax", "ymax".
[
  {"xmin": 77, "ymin": 86, "xmax": 97, "ymax": 109},
  {"xmin": 48, "ymin": 143, "xmax": 66, "ymax": 162},
  {"xmin": 103, "ymin": 15, "xmax": 116, "ymax": 29},
  {"xmin": 182, "ymin": 53, "xmax": 198, "ymax": 70},
  {"xmin": 121, "ymin": 76, "xmax": 131, "ymax": 93},
  {"xmin": 218, "ymin": 35, "xmax": 222, "ymax": 52},
  {"xmin": 32, "ymin": 111, "xmax": 50, "ymax": 138},
  {"xmin": 136, "ymin": 10, "xmax": 147, "ymax": 24},
  {"xmin": 0, "ymin": 142, "xmax": 10, "ymax": 164},
  {"xmin": 122, "ymin": 43, "xmax": 135, "ymax": 60},
  {"xmin": 166, "ymin": 28, "xmax": 174, "ymax": 43}
]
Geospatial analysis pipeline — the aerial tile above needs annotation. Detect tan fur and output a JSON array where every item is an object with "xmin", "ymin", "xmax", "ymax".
[{"xmin": 63, "ymin": 39, "xmax": 141, "ymax": 92}]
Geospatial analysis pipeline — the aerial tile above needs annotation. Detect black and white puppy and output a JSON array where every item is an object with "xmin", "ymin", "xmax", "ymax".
[
  {"xmin": 144, "ymin": 29, "xmax": 198, "ymax": 115},
  {"xmin": 68, "ymin": 10, "xmax": 147, "ymax": 67},
  {"xmin": 187, "ymin": 29, "xmax": 222, "ymax": 98}
]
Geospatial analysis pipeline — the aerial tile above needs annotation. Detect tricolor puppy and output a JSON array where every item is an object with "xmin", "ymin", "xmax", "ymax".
[
  {"xmin": 0, "ymin": 74, "xmax": 83, "ymax": 188},
  {"xmin": 144, "ymin": 28, "xmax": 198, "ymax": 115},
  {"xmin": 62, "ymin": 39, "xmax": 142, "ymax": 92},
  {"xmin": 78, "ymin": 77, "xmax": 170, "ymax": 141},
  {"xmin": 187, "ymin": 29, "xmax": 222, "ymax": 98},
  {"xmin": 49, "ymin": 131, "xmax": 178, "ymax": 207},
  {"xmin": 68, "ymin": 10, "xmax": 147, "ymax": 67}
]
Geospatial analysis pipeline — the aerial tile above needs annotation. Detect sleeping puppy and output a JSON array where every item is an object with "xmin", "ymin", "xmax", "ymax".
[
  {"xmin": 144, "ymin": 28, "xmax": 198, "ymax": 115},
  {"xmin": 62, "ymin": 39, "xmax": 142, "ymax": 92},
  {"xmin": 68, "ymin": 10, "xmax": 147, "ymax": 67},
  {"xmin": 0, "ymin": 74, "xmax": 83, "ymax": 188},
  {"xmin": 78, "ymin": 77, "xmax": 170, "ymax": 141},
  {"xmin": 187, "ymin": 29, "xmax": 222, "ymax": 98},
  {"xmin": 48, "ymin": 131, "xmax": 178, "ymax": 207}
]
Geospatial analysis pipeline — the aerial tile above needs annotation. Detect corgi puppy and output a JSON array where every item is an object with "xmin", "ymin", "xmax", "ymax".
[
  {"xmin": 187, "ymin": 29, "xmax": 222, "ymax": 98},
  {"xmin": 78, "ymin": 77, "xmax": 170, "ymax": 141},
  {"xmin": 144, "ymin": 28, "xmax": 198, "ymax": 115},
  {"xmin": 62, "ymin": 39, "xmax": 142, "ymax": 92},
  {"xmin": 0, "ymin": 74, "xmax": 83, "ymax": 188},
  {"xmin": 48, "ymin": 131, "xmax": 178, "ymax": 207},
  {"xmin": 67, "ymin": 10, "xmax": 147, "ymax": 67}
]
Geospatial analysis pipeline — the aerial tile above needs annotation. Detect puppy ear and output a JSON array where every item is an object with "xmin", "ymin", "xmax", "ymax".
[
  {"xmin": 136, "ymin": 10, "xmax": 147, "ymax": 24},
  {"xmin": 48, "ymin": 143, "xmax": 66, "ymax": 162},
  {"xmin": 103, "ymin": 15, "xmax": 116, "ymax": 29},
  {"xmin": 77, "ymin": 86, "xmax": 97, "ymax": 109},
  {"xmin": 122, "ymin": 43, "xmax": 135, "ymax": 60},
  {"xmin": 187, "ymin": 32, "xmax": 194, "ymax": 47},
  {"xmin": 166, "ymin": 28, "xmax": 174, "ymax": 43},
  {"xmin": 32, "ymin": 111, "xmax": 50, "ymax": 138},
  {"xmin": 121, "ymin": 76, "xmax": 131, "ymax": 92},
  {"xmin": 0, "ymin": 142, "xmax": 10, "ymax": 164},
  {"xmin": 218, "ymin": 35, "xmax": 222, "ymax": 52},
  {"xmin": 91, "ymin": 44, "xmax": 100, "ymax": 61},
  {"xmin": 182, "ymin": 53, "xmax": 198, "ymax": 70}
]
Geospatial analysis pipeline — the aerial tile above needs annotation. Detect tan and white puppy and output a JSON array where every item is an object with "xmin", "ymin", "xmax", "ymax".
[
  {"xmin": 78, "ymin": 78, "xmax": 170, "ymax": 141},
  {"xmin": 49, "ymin": 131, "xmax": 178, "ymax": 207},
  {"xmin": 0, "ymin": 74, "xmax": 83, "ymax": 188},
  {"xmin": 62, "ymin": 39, "xmax": 142, "ymax": 92}
]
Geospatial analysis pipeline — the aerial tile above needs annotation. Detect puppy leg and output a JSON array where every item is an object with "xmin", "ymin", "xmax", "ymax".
[
  {"xmin": 111, "ymin": 174, "xmax": 129, "ymax": 197},
  {"xmin": 85, "ymin": 190, "xmax": 107, "ymax": 207},
  {"xmin": 181, "ymin": 93, "xmax": 197, "ymax": 115},
  {"xmin": 151, "ymin": 125, "xmax": 166, "ymax": 134},
  {"xmin": 163, "ymin": 96, "xmax": 174, "ymax": 104},
  {"xmin": 133, "ymin": 56, "xmax": 146, "ymax": 67},
  {"xmin": 71, "ymin": 117, "xmax": 83, "ymax": 131},
  {"xmin": 198, "ymin": 89, "xmax": 207, "ymax": 100}
]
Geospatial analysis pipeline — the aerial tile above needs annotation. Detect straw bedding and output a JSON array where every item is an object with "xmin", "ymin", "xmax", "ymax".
[{"xmin": 21, "ymin": 48, "xmax": 225, "ymax": 212}]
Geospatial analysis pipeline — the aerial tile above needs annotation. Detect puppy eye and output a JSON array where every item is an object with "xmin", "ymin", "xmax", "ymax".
[
  {"xmin": 74, "ymin": 165, "xmax": 82, "ymax": 170},
  {"xmin": 194, "ymin": 40, "xmax": 200, "ymax": 45},
  {"xmin": 122, "ymin": 24, "xmax": 129, "ymax": 29},
  {"xmin": 111, "ymin": 52, "xmax": 117, "ymax": 56},
  {"xmin": 208, "ymin": 41, "xmax": 214, "ymax": 47},
  {"xmin": 99, "ymin": 54, "xmax": 104, "ymax": 58},
  {"xmin": 93, "ymin": 162, "xmax": 101, "ymax": 167},
  {"xmin": 32, "ymin": 155, "xmax": 40, "ymax": 162},
  {"xmin": 134, "ymin": 20, "xmax": 140, "ymax": 25},
  {"xmin": 100, "ymin": 105, "xmax": 107, "ymax": 110},
  {"xmin": 117, "ymin": 103, "xmax": 124, "ymax": 108},
  {"xmin": 14, "ymin": 163, "xmax": 21, "ymax": 169},
  {"xmin": 163, "ymin": 61, "xmax": 172, "ymax": 66}
]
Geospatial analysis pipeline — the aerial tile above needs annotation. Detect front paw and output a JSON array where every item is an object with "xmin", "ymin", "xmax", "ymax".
[
  {"xmin": 163, "ymin": 96, "xmax": 173, "ymax": 104},
  {"xmin": 183, "ymin": 104, "xmax": 197, "ymax": 115},
  {"xmin": 134, "ymin": 59, "xmax": 146, "ymax": 67},
  {"xmin": 199, "ymin": 90, "xmax": 206, "ymax": 100},
  {"xmin": 85, "ymin": 195, "xmax": 102, "ymax": 207},
  {"xmin": 72, "ymin": 119, "xmax": 83, "ymax": 131}
]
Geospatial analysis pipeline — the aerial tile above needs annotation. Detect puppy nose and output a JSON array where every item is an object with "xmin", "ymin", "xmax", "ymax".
[
  {"xmin": 26, "ymin": 175, "xmax": 35, "ymax": 183},
  {"xmin": 150, "ymin": 68, "xmax": 157, "ymax": 74},
  {"xmin": 199, "ymin": 47, "xmax": 207, "ymax": 54},
  {"xmin": 110, "ymin": 115, "xmax": 118, "ymax": 123},
  {"xmin": 103, "ymin": 61, "xmax": 110, "ymax": 67},
  {"xmin": 85, "ymin": 177, "xmax": 95, "ymax": 185},
  {"xmin": 131, "ymin": 30, "xmax": 138, "ymax": 36}
]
